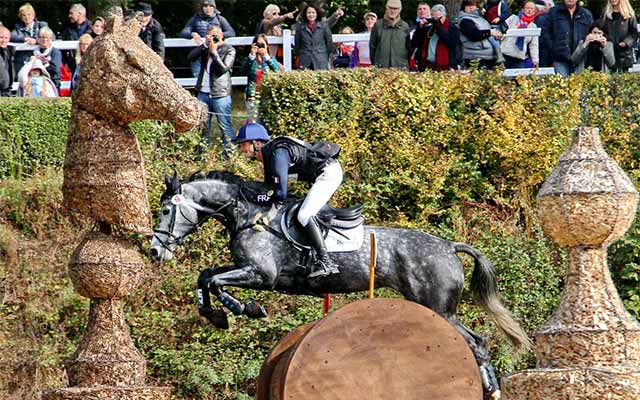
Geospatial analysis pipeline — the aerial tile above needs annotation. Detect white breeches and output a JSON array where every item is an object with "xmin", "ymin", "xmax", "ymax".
[{"xmin": 297, "ymin": 161, "xmax": 343, "ymax": 227}]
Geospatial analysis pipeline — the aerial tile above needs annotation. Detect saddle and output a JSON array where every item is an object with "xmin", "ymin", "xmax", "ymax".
[{"xmin": 280, "ymin": 200, "xmax": 365, "ymax": 253}]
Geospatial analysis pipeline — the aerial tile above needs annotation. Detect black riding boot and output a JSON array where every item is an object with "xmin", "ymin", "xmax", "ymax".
[{"xmin": 303, "ymin": 217, "xmax": 339, "ymax": 278}]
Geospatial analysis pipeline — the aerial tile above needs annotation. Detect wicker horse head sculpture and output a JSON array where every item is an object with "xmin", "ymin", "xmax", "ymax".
[{"xmin": 63, "ymin": 8, "xmax": 206, "ymax": 233}]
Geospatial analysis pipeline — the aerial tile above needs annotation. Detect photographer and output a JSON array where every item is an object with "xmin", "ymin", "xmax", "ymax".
[
  {"xmin": 241, "ymin": 34, "xmax": 281, "ymax": 123},
  {"xmin": 411, "ymin": 5, "xmax": 461, "ymax": 71},
  {"xmin": 571, "ymin": 22, "xmax": 616, "ymax": 73},
  {"xmin": 188, "ymin": 25, "xmax": 236, "ymax": 157}
]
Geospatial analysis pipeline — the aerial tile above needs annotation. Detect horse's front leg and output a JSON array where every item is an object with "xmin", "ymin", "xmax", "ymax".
[
  {"xmin": 199, "ymin": 264, "xmax": 273, "ymax": 328},
  {"xmin": 197, "ymin": 266, "xmax": 239, "ymax": 329}
]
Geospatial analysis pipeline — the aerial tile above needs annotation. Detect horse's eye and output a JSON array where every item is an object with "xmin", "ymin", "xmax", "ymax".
[{"xmin": 162, "ymin": 208, "xmax": 170, "ymax": 215}]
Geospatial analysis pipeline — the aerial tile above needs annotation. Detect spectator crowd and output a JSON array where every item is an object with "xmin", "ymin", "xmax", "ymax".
[{"xmin": 0, "ymin": 0, "xmax": 638, "ymax": 154}]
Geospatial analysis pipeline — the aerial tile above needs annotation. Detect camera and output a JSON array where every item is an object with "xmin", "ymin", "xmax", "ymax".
[
  {"xmin": 212, "ymin": 35, "xmax": 220, "ymax": 43},
  {"xmin": 426, "ymin": 17, "xmax": 437, "ymax": 24},
  {"xmin": 256, "ymin": 42, "xmax": 265, "ymax": 49}
]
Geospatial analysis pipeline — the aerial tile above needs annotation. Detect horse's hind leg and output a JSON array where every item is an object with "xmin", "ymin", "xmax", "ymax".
[{"xmin": 446, "ymin": 315, "xmax": 500, "ymax": 399}]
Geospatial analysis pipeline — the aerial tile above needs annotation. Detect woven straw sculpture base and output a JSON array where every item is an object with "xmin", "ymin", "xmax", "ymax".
[
  {"xmin": 502, "ymin": 366, "xmax": 640, "ymax": 400},
  {"xmin": 41, "ymin": 386, "xmax": 171, "ymax": 400}
]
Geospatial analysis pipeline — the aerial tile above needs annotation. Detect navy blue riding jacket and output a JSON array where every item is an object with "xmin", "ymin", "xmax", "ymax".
[{"xmin": 261, "ymin": 137, "xmax": 336, "ymax": 201}]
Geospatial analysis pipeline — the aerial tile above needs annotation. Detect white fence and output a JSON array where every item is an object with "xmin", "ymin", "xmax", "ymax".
[{"xmin": 11, "ymin": 26, "xmax": 637, "ymax": 91}]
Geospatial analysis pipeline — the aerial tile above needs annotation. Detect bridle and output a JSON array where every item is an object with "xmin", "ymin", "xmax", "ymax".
[
  {"xmin": 152, "ymin": 183, "xmax": 263, "ymax": 254},
  {"xmin": 152, "ymin": 190, "xmax": 234, "ymax": 254}
]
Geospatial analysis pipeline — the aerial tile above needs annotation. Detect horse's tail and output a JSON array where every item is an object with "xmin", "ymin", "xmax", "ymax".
[{"xmin": 454, "ymin": 243, "xmax": 533, "ymax": 353}]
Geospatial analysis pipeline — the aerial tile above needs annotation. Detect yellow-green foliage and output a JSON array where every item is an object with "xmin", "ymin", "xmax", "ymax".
[{"xmin": 260, "ymin": 69, "xmax": 639, "ymax": 224}]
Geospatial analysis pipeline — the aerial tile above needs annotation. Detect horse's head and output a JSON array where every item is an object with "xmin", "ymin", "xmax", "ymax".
[
  {"xmin": 149, "ymin": 171, "xmax": 241, "ymax": 261},
  {"xmin": 149, "ymin": 173, "xmax": 200, "ymax": 261},
  {"xmin": 74, "ymin": 7, "xmax": 206, "ymax": 132}
]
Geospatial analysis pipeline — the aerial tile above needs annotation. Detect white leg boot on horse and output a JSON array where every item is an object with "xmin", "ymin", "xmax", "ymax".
[{"xmin": 303, "ymin": 217, "xmax": 339, "ymax": 278}]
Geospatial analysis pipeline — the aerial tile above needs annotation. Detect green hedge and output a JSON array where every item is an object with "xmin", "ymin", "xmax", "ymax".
[{"xmin": 1, "ymin": 69, "xmax": 640, "ymax": 399}]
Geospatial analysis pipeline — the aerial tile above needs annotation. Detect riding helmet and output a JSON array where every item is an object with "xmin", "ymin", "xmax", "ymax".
[{"xmin": 235, "ymin": 123, "xmax": 271, "ymax": 143}]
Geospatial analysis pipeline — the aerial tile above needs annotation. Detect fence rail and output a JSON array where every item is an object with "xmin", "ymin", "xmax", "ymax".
[{"xmin": 8, "ymin": 28, "xmax": 640, "ymax": 92}]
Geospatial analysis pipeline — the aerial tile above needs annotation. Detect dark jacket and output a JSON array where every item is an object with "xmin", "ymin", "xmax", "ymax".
[
  {"xmin": 543, "ymin": 4, "xmax": 593, "ymax": 64},
  {"xmin": 11, "ymin": 20, "xmax": 50, "ymax": 71},
  {"xmin": 11, "ymin": 20, "xmax": 50, "ymax": 42},
  {"xmin": 411, "ymin": 19, "xmax": 461, "ymax": 70},
  {"xmin": 602, "ymin": 12, "xmax": 638, "ymax": 72},
  {"xmin": 180, "ymin": 11, "xmax": 236, "ymax": 39},
  {"xmin": 535, "ymin": 13, "xmax": 553, "ymax": 67},
  {"xmin": 61, "ymin": 19, "xmax": 92, "ymax": 41},
  {"xmin": 61, "ymin": 19, "xmax": 92, "ymax": 73},
  {"xmin": 370, "ymin": 18, "xmax": 411, "ymax": 68},
  {"xmin": 139, "ymin": 18, "xmax": 166, "ymax": 60},
  {"xmin": 294, "ymin": 22, "xmax": 333, "ymax": 70},
  {"xmin": 0, "ymin": 46, "xmax": 15, "ymax": 96},
  {"xmin": 188, "ymin": 42, "xmax": 235, "ymax": 98},
  {"xmin": 261, "ymin": 137, "xmax": 337, "ymax": 200}
]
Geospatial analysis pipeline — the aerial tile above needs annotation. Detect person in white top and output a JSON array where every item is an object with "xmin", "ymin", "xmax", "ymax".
[{"xmin": 350, "ymin": 11, "xmax": 377, "ymax": 67}]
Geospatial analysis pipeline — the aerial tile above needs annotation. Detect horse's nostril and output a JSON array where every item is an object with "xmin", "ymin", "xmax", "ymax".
[{"xmin": 149, "ymin": 248, "xmax": 159, "ymax": 259}]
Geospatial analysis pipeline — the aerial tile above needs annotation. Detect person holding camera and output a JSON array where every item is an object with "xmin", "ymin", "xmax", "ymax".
[
  {"xmin": 241, "ymin": 34, "xmax": 281, "ymax": 123},
  {"xmin": 571, "ymin": 22, "xmax": 616, "ymax": 73},
  {"xmin": 188, "ymin": 25, "xmax": 236, "ymax": 157},
  {"xmin": 411, "ymin": 4, "xmax": 462, "ymax": 71}
]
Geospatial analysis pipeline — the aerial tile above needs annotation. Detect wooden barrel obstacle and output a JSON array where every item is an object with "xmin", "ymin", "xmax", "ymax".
[{"xmin": 257, "ymin": 298, "xmax": 482, "ymax": 400}]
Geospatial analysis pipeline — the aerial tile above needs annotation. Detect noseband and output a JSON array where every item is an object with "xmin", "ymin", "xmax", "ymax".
[{"xmin": 153, "ymin": 192, "xmax": 234, "ymax": 254}]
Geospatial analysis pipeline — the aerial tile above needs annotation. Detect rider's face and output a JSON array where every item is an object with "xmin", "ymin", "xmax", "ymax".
[{"xmin": 239, "ymin": 141, "xmax": 255, "ymax": 159}]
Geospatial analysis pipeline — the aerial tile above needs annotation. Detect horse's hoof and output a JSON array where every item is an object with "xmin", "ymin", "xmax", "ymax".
[
  {"xmin": 200, "ymin": 307, "xmax": 229, "ymax": 329},
  {"xmin": 490, "ymin": 390, "xmax": 501, "ymax": 400},
  {"xmin": 244, "ymin": 300, "xmax": 268, "ymax": 319}
]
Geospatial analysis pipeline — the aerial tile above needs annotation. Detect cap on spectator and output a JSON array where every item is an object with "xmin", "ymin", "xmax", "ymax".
[
  {"xmin": 201, "ymin": 0, "xmax": 216, "ymax": 7},
  {"xmin": 135, "ymin": 2, "xmax": 153, "ymax": 16},
  {"xmin": 364, "ymin": 11, "xmax": 377, "ymax": 19},
  {"xmin": 386, "ymin": 0, "xmax": 402, "ymax": 9}
]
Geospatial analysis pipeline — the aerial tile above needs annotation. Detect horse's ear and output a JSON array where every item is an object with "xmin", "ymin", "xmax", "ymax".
[
  {"xmin": 171, "ymin": 171, "xmax": 181, "ymax": 192},
  {"xmin": 105, "ymin": 7, "xmax": 124, "ymax": 34},
  {"xmin": 124, "ymin": 12, "xmax": 143, "ymax": 36},
  {"xmin": 164, "ymin": 174, "xmax": 172, "ymax": 190}
]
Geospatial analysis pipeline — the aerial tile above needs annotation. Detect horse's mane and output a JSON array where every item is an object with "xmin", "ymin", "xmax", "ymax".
[{"xmin": 187, "ymin": 170, "xmax": 273, "ymax": 198}]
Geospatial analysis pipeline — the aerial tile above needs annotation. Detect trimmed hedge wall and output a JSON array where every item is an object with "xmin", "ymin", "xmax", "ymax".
[{"xmin": 1, "ymin": 69, "xmax": 640, "ymax": 399}]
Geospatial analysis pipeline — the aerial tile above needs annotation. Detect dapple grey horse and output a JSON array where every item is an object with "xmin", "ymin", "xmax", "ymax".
[{"xmin": 150, "ymin": 171, "xmax": 531, "ymax": 398}]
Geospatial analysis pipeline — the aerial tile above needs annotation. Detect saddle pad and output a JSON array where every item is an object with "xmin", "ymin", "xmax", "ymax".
[{"xmin": 280, "ymin": 212, "xmax": 365, "ymax": 253}]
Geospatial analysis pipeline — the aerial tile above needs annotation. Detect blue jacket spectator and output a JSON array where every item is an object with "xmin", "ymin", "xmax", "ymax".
[
  {"xmin": 61, "ymin": 4, "xmax": 92, "ymax": 74},
  {"xmin": 33, "ymin": 27, "xmax": 62, "ymax": 89},
  {"xmin": 543, "ymin": 0, "xmax": 593, "ymax": 76},
  {"xmin": 180, "ymin": 0, "xmax": 236, "ymax": 41}
]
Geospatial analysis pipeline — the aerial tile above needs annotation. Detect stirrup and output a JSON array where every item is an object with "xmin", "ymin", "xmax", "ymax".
[{"xmin": 308, "ymin": 259, "xmax": 339, "ymax": 278}]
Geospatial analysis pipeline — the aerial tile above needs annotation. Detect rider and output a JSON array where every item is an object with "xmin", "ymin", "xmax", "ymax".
[{"xmin": 235, "ymin": 122, "xmax": 342, "ymax": 278}]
